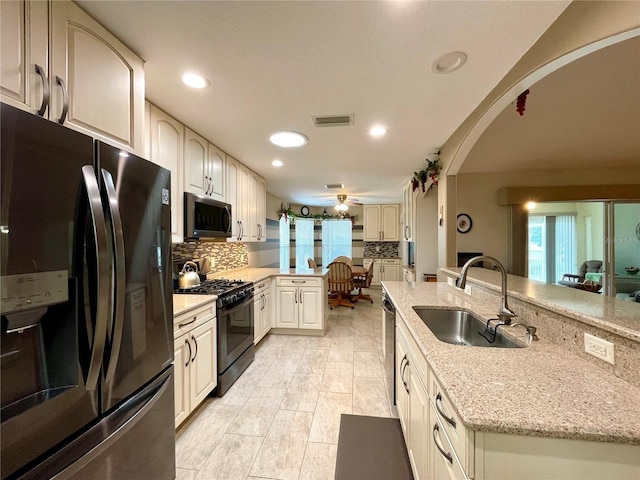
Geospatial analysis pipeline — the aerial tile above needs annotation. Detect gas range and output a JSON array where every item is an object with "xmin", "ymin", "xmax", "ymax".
[{"xmin": 174, "ymin": 279, "xmax": 254, "ymax": 308}]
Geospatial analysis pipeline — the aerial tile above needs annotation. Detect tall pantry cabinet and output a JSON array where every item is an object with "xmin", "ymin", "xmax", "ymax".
[{"xmin": 1, "ymin": 0, "xmax": 145, "ymax": 154}]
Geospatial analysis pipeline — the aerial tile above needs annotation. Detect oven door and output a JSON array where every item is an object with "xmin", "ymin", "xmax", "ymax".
[{"xmin": 217, "ymin": 294, "xmax": 254, "ymax": 374}]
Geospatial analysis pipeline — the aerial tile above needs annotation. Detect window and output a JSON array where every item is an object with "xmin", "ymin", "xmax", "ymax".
[
  {"xmin": 322, "ymin": 219, "xmax": 352, "ymax": 266},
  {"xmin": 527, "ymin": 213, "xmax": 576, "ymax": 283},
  {"xmin": 295, "ymin": 219, "xmax": 314, "ymax": 270}
]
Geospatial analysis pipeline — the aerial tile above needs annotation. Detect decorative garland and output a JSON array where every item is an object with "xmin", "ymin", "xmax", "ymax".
[{"xmin": 277, "ymin": 206, "xmax": 358, "ymax": 224}]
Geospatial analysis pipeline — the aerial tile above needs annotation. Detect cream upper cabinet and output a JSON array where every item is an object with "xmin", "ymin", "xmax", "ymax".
[
  {"xmin": 1, "ymin": 0, "xmax": 48, "ymax": 114},
  {"xmin": 184, "ymin": 128, "xmax": 207, "ymax": 195},
  {"xmin": 364, "ymin": 204, "xmax": 400, "ymax": 241},
  {"xmin": 148, "ymin": 103, "xmax": 184, "ymax": 243},
  {"xmin": 184, "ymin": 129, "xmax": 226, "ymax": 203},
  {"xmin": 225, "ymin": 154, "xmax": 266, "ymax": 242},
  {"xmin": 206, "ymin": 143, "xmax": 225, "ymax": 202},
  {"xmin": 402, "ymin": 181, "xmax": 416, "ymax": 241},
  {"xmin": 50, "ymin": 1, "xmax": 144, "ymax": 152},
  {"xmin": 2, "ymin": 0, "xmax": 144, "ymax": 153}
]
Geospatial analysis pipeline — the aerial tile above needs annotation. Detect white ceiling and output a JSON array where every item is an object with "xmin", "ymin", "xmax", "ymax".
[
  {"xmin": 460, "ymin": 36, "xmax": 640, "ymax": 174},
  {"xmin": 77, "ymin": 1, "xmax": 570, "ymax": 206}
]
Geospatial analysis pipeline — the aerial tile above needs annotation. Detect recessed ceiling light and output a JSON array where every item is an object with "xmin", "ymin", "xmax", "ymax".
[
  {"xmin": 269, "ymin": 131, "xmax": 308, "ymax": 148},
  {"xmin": 182, "ymin": 72, "xmax": 210, "ymax": 89},
  {"xmin": 272, "ymin": 159, "xmax": 283, "ymax": 167},
  {"xmin": 369, "ymin": 125, "xmax": 388, "ymax": 137},
  {"xmin": 431, "ymin": 51, "xmax": 467, "ymax": 75}
]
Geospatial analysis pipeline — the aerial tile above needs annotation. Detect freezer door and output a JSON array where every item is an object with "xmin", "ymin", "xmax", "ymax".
[
  {"xmin": 1, "ymin": 104, "xmax": 101, "ymax": 479},
  {"xmin": 96, "ymin": 142, "xmax": 173, "ymax": 413},
  {"xmin": 19, "ymin": 368, "xmax": 175, "ymax": 480}
]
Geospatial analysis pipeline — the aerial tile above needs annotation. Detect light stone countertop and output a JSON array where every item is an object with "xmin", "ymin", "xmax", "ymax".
[
  {"xmin": 172, "ymin": 294, "xmax": 217, "ymax": 316},
  {"xmin": 173, "ymin": 267, "xmax": 327, "ymax": 316},
  {"xmin": 382, "ymin": 280, "xmax": 640, "ymax": 445},
  {"xmin": 440, "ymin": 267, "xmax": 640, "ymax": 342}
]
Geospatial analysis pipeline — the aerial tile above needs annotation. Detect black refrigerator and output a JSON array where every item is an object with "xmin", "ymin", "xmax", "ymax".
[{"xmin": 0, "ymin": 103, "xmax": 175, "ymax": 479}]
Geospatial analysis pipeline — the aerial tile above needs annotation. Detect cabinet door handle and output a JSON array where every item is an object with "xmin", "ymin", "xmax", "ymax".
[
  {"xmin": 191, "ymin": 335, "xmax": 198, "ymax": 362},
  {"xmin": 178, "ymin": 316, "xmax": 197, "ymax": 329},
  {"xmin": 433, "ymin": 424, "xmax": 453, "ymax": 464},
  {"xmin": 239, "ymin": 221, "xmax": 244, "ymax": 240},
  {"xmin": 34, "ymin": 64, "xmax": 50, "ymax": 116},
  {"xmin": 299, "ymin": 290, "xmax": 303, "ymax": 305},
  {"xmin": 185, "ymin": 339, "xmax": 191, "ymax": 367},
  {"xmin": 55, "ymin": 76, "xmax": 68, "ymax": 124},
  {"xmin": 294, "ymin": 289, "xmax": 298, "ymax": 304},
  {"xmin": 400, "ymin": 354, "xmax": 409, "ymax": 392},
  {"xmin": 382, "ymin": 231, "xmax": 384, "ymax": 241},
  {"xmin": 292, "ymin": 280, "xmax": 306, "ymax": 284},
  {"xmin": 404, "ymin": 225, "xmax": 410, "ymax": 240},
  {"xmin": 435, "ymin": 393, "xmax": 457, "ymax": 428}
]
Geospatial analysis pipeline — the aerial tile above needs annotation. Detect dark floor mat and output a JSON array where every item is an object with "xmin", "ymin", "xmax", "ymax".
[{"xmin": 334, "ymin": 414, "xmax": 413, "ymax": 480}]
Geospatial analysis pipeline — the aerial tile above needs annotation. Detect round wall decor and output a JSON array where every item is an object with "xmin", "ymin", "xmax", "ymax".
[
  {"xmin": 300, "ymin": 205, "xmax": 310, "ymax": 216},
  {"xmin": 457, "ymin": 213, "xmax": 472, "ymax": 233}
]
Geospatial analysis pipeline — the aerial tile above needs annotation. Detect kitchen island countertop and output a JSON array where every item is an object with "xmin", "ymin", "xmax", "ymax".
[{"xmin": 382, "ymin": 280, "xmax": 640, "ymax": 445}]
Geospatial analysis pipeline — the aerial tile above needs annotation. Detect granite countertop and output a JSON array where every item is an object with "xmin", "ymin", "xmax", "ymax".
[
  {"xmin": 173, "ymin": 294, "xmax": 217, "ymax": 316},
  {"xmin": 173, "ymin": 267, "xmax": 327, "ymax": 316},
  {"xmin": 382, "ymin": 280, "xmax": 640, "ymax": 445},
  {"xmin": 207, "ymin": 266, "xmax": 328, "ymax": 283},
  {"xmin": 440, "ymin": 267, "xmax": 640, "ymax": 342}
]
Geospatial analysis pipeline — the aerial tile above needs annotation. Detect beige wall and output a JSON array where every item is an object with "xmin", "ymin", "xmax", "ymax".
[
  {"xmin": 437, "ymin": 1, "xmax": 639, "ymax": 269},
  {"xmin": 456, "ymin": 167, "xmax": 639, "ymax": 266}
]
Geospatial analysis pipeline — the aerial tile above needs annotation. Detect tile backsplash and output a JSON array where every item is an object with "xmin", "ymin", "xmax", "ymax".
[
  {"xmin": 172, "ymin": 241, "xmax": 248, "ymax": 273},
  {"xmin": 363, "ymin": 242, "xmax": 399, "ymax": 257}
]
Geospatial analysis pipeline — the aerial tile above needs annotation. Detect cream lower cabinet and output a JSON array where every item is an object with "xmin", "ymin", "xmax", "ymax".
[
  {"xmin": 364, "ymin": 258, "xmax": 401, "ymax": 286},
  {"xmin": 174, "ymin": 302, "xmax": 217, "ymax": 428},
  {"xmin": 274, "ymin": 277, "xmax": 326, "ymax": 331},
  {"xmin": 395, "ymin": 315, "xmax": 640, "ymax": 480},
  {"xmin": 254, "ymin": 279, "xmax": 272, "ymax": 344},
  {"xmin": 396, "ymin": 315, "xmax": 430, "ymax": 480}
]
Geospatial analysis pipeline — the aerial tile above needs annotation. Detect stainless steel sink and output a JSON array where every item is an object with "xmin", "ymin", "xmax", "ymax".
[{"xmin": 412, "ymin": 307, "xmax": 523, "ymax": 348}]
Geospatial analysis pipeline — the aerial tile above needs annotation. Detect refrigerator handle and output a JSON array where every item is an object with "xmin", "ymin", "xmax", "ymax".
[
  {"xmin": 81, "ymin": 166, "xmax": 110, "ymax": 391},
  {"xmin": 101, "ymin": 169, "xmax": 126, "ymax": 383}
]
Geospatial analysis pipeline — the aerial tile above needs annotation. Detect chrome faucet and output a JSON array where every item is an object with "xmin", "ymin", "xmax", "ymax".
[
  {"xmin": 509, "ymin": 323, "xmax": 539, "ymax": 343},
  {"xmin": 455, "ymin": 255, "xmax": 517, "ymax": 324}
]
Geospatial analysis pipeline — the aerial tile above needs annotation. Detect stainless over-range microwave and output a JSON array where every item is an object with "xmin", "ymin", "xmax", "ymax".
[{"xmin": 184, "ymin": 192, "xmax": 232, "ymax": 239}]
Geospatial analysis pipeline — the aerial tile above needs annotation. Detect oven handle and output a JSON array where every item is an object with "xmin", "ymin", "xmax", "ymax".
[{"xmin": 219, "ymin": 293, "xmax": 254, "ymax": 314}]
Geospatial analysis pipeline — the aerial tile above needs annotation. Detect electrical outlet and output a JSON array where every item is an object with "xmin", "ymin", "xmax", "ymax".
[
  {"xmin": 584, "ymin": 333, "xmax": 615, "ymax": 365},
  {"xmin": 447, "ymin": 277, "xmax": 454, "ymax": 287},
  {"xmin": 464, "ymin": 285, "xmax": 472, "ymax": 296}
]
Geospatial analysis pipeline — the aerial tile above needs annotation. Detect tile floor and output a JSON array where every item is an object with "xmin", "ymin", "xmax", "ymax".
[{"xmin": 175, "ymin": 287, "xmax": 395, "ymax": 480}]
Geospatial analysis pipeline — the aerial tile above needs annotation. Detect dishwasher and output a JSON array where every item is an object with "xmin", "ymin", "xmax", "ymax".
[{"xmin": 382, "ymin": 291, "xmax": 396, "ymax": 408}]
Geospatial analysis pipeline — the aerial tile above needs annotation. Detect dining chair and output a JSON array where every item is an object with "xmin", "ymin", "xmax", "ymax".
[
  {"xmin": 327, "ymin": 261, "xmax": 355, "ymax": 309},
  {"xmin": 353, "ymin": 260, "xmax": 374, "ymax": 303},
  {"xmin": 333, "ymin": 256, "xmax": 353, "ymax": 268},
  {"xmin": 307, "ymin": 258, "xmax": 318, "ymax": 268}
]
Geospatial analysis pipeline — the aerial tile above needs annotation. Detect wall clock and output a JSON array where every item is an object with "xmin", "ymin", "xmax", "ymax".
[
  {"xmin": 457, "ymin": 213, "xmax": 472, "ymax": 233},
  {"xmin": 301, "ymin": 205, "xmax": 310, "ymax": 216}
]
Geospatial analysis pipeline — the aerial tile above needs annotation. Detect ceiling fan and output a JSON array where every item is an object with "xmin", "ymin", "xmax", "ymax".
[{"xmin": 334, "ymin": 194, "xmax": 363, "ymax": 212}]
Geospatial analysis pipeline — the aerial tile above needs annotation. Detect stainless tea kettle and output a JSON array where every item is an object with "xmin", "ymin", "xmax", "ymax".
[{"xmin": 178, "ymin": 261, "xmax": 201, "ymax": 289}]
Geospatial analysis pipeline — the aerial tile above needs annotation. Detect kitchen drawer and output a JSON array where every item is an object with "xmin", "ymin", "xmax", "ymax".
[
  {"xmin": 276, "ymin": 276, "xmax": 322, "ymax": 287},
  {"xmin": 431, "ymin": 402, "xmax": 470, "ymax": 480},
  {"xmin": 254, "ymin": 278, "xmax": 271, "ymax": 294},
  {"xmin": 382, "ymin": 259, "xmax": 400, "ymax": 265},
  {"xmin": 174, "ymin": 301, "xmax": 215, "ymax": 338},
  {"xmin": 431, "ymin": 374, "xmax": 474, "ymax": 475}
]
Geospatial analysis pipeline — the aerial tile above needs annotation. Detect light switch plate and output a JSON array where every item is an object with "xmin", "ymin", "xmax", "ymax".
[
  {"xmin": 447, "ymin": 277, "xmax": 454, "ymax": 287},
  {"xmin": 464, "ymin": 285, "xmax": 472, "ymax": 296},
  {"xmin": 584, "ymin": 333, "xmax": 615, "ymax": 365}
]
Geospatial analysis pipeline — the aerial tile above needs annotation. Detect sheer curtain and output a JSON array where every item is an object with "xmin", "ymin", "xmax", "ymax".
[
  {"xmin": 322, "ymin": 219, "xmax": 352, "ymax": 267},
  {"xmin": 279, "ymin": 216, "xmax": 290, "ymax": 269},
  {"xmin": 295, "ymin": 219, "xmax": 314, "ymax": 270},
  {"xmin": 528, "ymin": 214, "xmax": 576, "ymax": 283}
]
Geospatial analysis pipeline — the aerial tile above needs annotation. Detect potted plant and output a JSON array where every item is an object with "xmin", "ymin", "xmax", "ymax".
[{"xmin": 412, "ymin": 152, "xmax": 441, "ymax": 193}]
